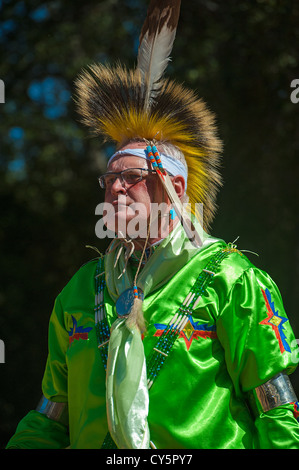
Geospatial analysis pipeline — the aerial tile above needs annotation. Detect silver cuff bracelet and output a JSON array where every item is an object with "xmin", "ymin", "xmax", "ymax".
[
  {"xmin": 247, "ymin": 372, "xmax": 298, "ymax": 417},
  {"xmin": 36, "ymin": 395, "xmax": 68, "ymax": 426}
]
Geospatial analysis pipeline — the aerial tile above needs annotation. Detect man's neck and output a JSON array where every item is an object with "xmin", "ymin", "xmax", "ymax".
[
  {"xmin": 132, "ymin": 216, "xmax": 179, "ymax": 250},
  {"xmin": 131, "ymin": 237, "xmax": 163, "ymax": 251}
]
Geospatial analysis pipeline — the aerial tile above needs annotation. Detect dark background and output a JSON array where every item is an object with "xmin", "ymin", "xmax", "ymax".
[{"xmin": 0, "ymin": 0, "xmax": 298, "ymax": 448}]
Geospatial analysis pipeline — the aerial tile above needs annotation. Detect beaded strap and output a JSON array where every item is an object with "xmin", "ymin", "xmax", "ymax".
[
  {"xmin": 95, "ymin": 244, "xmax": 236, "ymax": 448},
  {"xmin": 146, "ymin": 247, "xmax": 231, "ymax": 389},
  {"xmin": 94, "ymin": 259, "xmax": 110, "ymax": 370}
]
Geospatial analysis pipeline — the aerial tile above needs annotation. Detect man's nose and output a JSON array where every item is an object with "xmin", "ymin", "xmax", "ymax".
[{"xmin": 110, "ymin": 176, "xmax": 126, "ymax": 195}]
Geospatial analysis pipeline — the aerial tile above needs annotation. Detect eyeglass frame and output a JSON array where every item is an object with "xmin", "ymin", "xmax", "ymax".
[{"xmin": 98, "ymin": 167, "xmax": 158, "ymax": 190}]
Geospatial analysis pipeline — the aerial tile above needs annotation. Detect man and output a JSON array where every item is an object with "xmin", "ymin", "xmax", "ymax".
[
  {"xmin": 6, "ymin": 139, "xmax": 299, "ymax": 449},
  {"xmin": 6, "ymin": 0, "xmax": 299, "ymax": 449}
]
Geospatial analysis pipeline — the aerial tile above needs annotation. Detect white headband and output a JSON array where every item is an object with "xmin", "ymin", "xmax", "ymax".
[{"xmin": 107, "ymin": 148, "xmax": 188, "ymax": 190}]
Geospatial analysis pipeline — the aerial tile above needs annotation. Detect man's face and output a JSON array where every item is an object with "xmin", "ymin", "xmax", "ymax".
[{"xmin": 103, "ymin": 142, "xmax": 164, "ymax": 238}]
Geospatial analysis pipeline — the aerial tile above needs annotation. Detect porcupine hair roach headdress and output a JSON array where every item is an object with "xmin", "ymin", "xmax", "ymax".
[{"xmin": 75, "ymin": 0, "xmax": 222, "ymax": 231}]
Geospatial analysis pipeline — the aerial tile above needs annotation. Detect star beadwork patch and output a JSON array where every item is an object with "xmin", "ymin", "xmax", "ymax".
[
  {"xmin": 259, "ymin": 288, "xmax": 291, "ymax": 353},
  {"xmin": 154, "ymin": 315, "xmax": 217, "ymax": 351},
  {"xmin": 68, "ymin": 315, "xmax": 93, "ymax": 345},
  {"xmin": 292, "ymin": 402, "xmax": 299, "ymax": 422}
]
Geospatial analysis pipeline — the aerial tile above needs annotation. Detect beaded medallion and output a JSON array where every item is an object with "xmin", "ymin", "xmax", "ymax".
[{"xmin": 116, "ymin": 286, "xmax": 144, "ymax": 318}]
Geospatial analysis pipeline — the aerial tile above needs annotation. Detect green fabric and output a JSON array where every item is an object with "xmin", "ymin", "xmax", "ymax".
[
  {"xmin": 6, "ymin": 240, "xmax": 299, "ymax": 449},
  {"xmin": 104, "ymin": 219, "xmax": 211, "ymax": 448},
  {"xmin": 255, "ymin": 405, "xmax": 299, "ymax": 449},
  {"xmin": 5, "ymin": 411, "xmax": 69, "ymax": 449}
]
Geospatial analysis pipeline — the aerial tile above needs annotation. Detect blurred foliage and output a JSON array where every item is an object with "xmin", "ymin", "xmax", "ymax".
[{"xmin": 0, "ymin": 0, "xmax": 299, "ymax": 447}]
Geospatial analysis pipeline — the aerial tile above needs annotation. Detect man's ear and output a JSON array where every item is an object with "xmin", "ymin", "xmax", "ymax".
[{"xmin": 171, "ymin": 175, "xmax": 185, "ymax": 199}]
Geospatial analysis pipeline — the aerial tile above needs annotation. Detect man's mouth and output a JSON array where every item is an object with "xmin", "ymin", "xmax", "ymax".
[
  {"xmin": 112, "ymin": 201, "xmax": 127, "ymax": 206},
  {"xmin": 111, "ymin": 196, "xmax": 128, "ymax": 207}
]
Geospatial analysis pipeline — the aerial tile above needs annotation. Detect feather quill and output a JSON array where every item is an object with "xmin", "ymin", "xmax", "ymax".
[
  {"xmin": 136, "ymin": 0, "xmax": 181, "ymax": 108},
  {"xmin": 156, "ymin": 168, "xmax": 203, "ymax": 248}
]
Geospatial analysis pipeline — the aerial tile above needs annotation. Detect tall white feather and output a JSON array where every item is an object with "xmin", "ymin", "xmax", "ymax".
[
  {"xmin": 136, "ymin": 0, "xmax": 181, "ymax": 108},
  {"xmin": 136, "ymin": 1, "xmax": 202, "ymax": 247}
]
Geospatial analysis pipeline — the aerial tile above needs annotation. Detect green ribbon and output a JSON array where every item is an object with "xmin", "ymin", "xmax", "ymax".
[{"xmin": 106, "ymin": 318, "xmax": 150, "ymax": 449}]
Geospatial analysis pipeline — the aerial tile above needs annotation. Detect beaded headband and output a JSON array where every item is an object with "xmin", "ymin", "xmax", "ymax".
[{"xmin": 107, "ymin": 148, "xmax": 188, "ymax": 190}]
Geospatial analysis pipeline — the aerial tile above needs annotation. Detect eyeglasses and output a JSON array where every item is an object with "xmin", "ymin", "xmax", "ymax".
[{"xmin": 98, "ymin": 168, "xmax": 157, "ymax": 190}]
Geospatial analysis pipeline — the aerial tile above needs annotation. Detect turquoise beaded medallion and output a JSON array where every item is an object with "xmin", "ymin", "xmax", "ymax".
[{"xmin": 116, "ymin": 287, "xmax": 144, "ymax": 318}]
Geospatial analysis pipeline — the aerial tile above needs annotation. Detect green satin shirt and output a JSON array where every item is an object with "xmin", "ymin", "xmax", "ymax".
[{"xmin": 6, "ymin": 240, "xmax": 299, "ymax": 449}]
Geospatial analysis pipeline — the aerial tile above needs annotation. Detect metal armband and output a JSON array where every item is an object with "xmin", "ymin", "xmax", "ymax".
[
  {"xmin": 247, "ymin": 372, "xmax": 298, "ymax": 417},
  {"xmin": 36, "ymin": 395, "xmax": 68, "ymax": 426}
]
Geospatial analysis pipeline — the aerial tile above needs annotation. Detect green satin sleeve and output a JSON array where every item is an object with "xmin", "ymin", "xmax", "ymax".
[
  {"xmin": 5, "ymin": 411, "xmax": 69, "ymax": 449},
  {"xmin": 216, "ymin": 264, "xmax": 299, "ymax": 448},
  {"xmin": 216, "ymin": 266, "xmax": 298, "ymax": 396},
  {"xmin": 255, "ymin": 404, "xmax": 299, "ymax": 449},
  {"xmin": 42, "ymin": 295, "xmax": 69, "ymax": 402}
]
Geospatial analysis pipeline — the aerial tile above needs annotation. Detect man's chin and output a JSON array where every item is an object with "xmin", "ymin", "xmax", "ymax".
[{"xmin": 105, "ymin": 214, "xmax": 150, "ymax": 239}]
